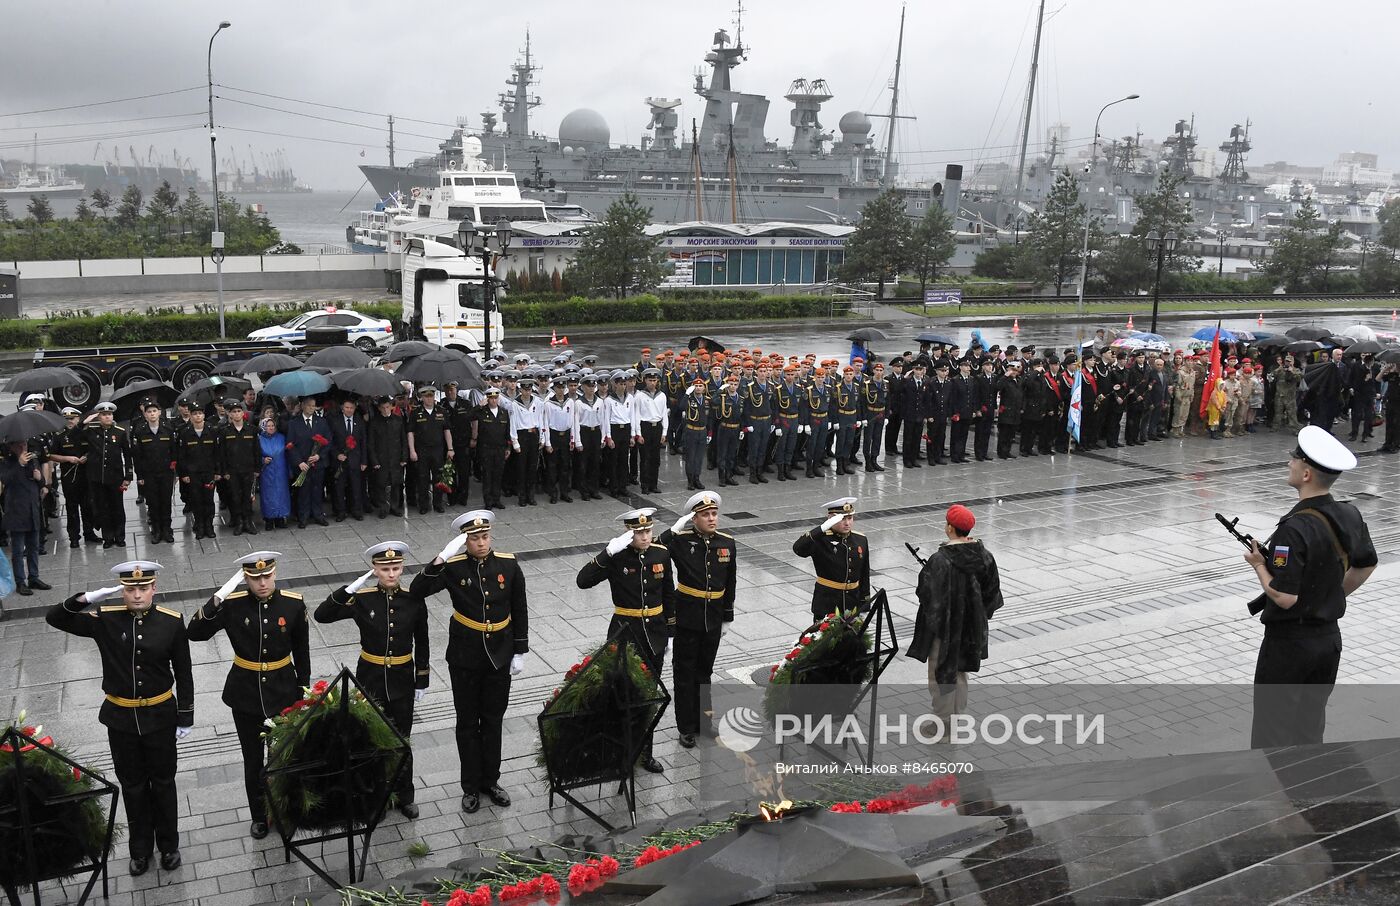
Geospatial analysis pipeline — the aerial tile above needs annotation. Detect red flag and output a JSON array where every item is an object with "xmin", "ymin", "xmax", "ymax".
[{"xmin": 1198, "ymin": 322, "xmax": 1223, "ymax": 419}]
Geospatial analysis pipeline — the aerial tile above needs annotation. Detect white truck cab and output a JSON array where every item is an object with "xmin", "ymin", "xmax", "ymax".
[{"xmin": 398, "ymin": 236, "xmax": 505, "ymax": 360}]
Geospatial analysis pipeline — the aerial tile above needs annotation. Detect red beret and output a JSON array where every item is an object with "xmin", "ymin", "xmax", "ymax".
[{"xmin": 946, "ymin": 504, "xmax": 975, "ymax": 533}]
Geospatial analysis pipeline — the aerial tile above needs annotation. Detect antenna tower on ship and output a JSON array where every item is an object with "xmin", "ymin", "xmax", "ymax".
[
  {"xmin": 499, "ymin": 29, "xmax": 542, "ymax": 137},
  {"xmin": 1219, "ymin": 121, "xmax": 1251, "ymax": 185}
]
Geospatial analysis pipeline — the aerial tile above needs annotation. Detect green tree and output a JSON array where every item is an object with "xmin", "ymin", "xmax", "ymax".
[
  {"xmin": 89, "ymin": 188, "xmax": 113, "ymax": 218},
  {"xmin": 27, "ymin": 194, "xmax": 55, "ymax": 225},
  {"xmin": 177, "ymin": 187, "xmax": 209, "ymax": 235},
  {"xmin": 1098, "ymin": 170, "xmax": 1200, "ymax": 293},
  {"xmin": 1376, "ymin": 198, "xmax": 1400, "ymax": 253},
  {"xmin": 1264, "ymin": 196, "xmax": 1324, "ymax": 292},
  {"xmin": 569, "ymin": 192, "xmax": 666, "ymax": 299},
  {"xmin": 146, "ymin": 179, "xmax": 179, "ymax": 224},
  {"xmin": 1023, "ymin": 169, "xmax": 1097, "ymax": 296},
  {"xmin": 1316, "ymin": 220, "xmax": 1346, "ymax": 290},
  {"xmin": 908, "ymin": 202, "xmax": 957, "ymax": 296},
  {"xmin": 971, "ymin": 243, "xmax": 1024, "ymax": 278},
  {"xmin": 839, "ymin": 189, "xmax": 911, "ymax": 298},
  {"xmin": 74, "ymin": 198, "xmax": 96, "ymax": 222},
  {"xmin": 0, "ymin": 198, "xmax": 11, "ymax": 223},
  {"xmin": 115, "ymin": 184, "xmax": 143, "ymax": 225}
]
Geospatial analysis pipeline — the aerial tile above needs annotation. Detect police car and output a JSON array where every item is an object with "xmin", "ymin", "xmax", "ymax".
[{"xmin": 246, "ymin": 307, "xmax": 392, "ymax": 350}]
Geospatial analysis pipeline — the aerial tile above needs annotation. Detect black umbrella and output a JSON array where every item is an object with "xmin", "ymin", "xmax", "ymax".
[
  {"xmin": 1285, "ymin": 326, "xmax": 1332, "ymax": 341},
  {"xmin": 0, "ymin": 408, "xmax": 66, "ymax": 443},
  {"xmin": 1345, "ymin": 340, "xmax": 1385, "ymax": 356},
  {"xmin": 846, "ymin": 327, "xmax": 889, "ymax": 342},
  {"xmin": 688, "ymin": 335, "xmax": 726, "ymax": 353},
  {"xmin": 331, "ymin": 368, "xmax": 405, "ymax": 399},
  {"xmin": 237, "ymin": 352, "xmax": 304, "ymax": 375},
  {"xmin": 1326, "ymin": 335, "xmax": 1356, "ymax": 349},
  {"xmin": 394, "ymin": 348, "xmax": 483, "ymax": 390},
  {"xmin": 4, "ymin": 366, "xmax": 85, "ymax": 395},
  {"xmin": 380, "ymin": 340, "xmax": 439, "ymax": 363},
  {"xmin": 1376, "ymin": 348, "xmax": 1400, "ymax": 364},
  {"xmin": 110, "ymin": 379, "xmax": 179, "ymax": 420},
  {"xmin": 304, "ymin": 346, "xmax": 370, "ymax": 369},
  {"xmin": 212, "ymin": 360, "xmax": 246, "ymax": 376},
  {"xmin": 178, "ymin": 375, "xmax": 251, "ymax": 408},
  {"xmin": 1255, "ymin": 336, "xmax": 1290, "ymax": 350},
  {"xmin": 915, "ymin": 331, "xmax": 957, "ymax": 345},
  {"xmin": 1285, "ymin": 340, "xmax": 1326, "ymax": 356}
]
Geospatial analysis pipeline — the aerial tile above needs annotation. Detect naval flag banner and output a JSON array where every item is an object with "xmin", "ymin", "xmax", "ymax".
[
  {"xmin": 1199, "ymin": 322, "xmax": 1223, "ymax": 419},
  {"xmin": 1067, "ymin": 369, "xmax": 1083, "ymax": 443}
]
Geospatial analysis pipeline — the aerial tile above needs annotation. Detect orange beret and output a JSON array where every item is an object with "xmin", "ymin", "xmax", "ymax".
[{"xmin": 641, "ymin": 347, "xmax": 652, "ymax": 354}]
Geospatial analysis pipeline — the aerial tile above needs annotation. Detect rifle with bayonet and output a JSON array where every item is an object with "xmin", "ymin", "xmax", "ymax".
[{"xmin": 1216, "ymin": 512, "xmax": 1270, "ymax": 615}]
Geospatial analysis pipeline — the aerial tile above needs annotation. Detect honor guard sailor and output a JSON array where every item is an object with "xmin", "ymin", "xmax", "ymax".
[
  {"xmin": 659, "ymin": 492, "xmax": 737, "ymax": 748},
  {"xmin": 187, "ymin": 552, "xmax": 311, "ymax": 839},
  {"xmin": 411, "ymin": 511, "xmax": 528, "ymax": 814},
  {"xmin": 315, "ymin": 542, "xmax": 429, "ymax": 817},
  {"xmin": 793, "ymin": 497, "xmax": 871, "ymax": 622},
  {"xmin": 47, "ymin": 561, "xmax": 193, "ymax": 876},
  {"xmin": 576, "ymin": 508, "xmax": 676, "ymax": 773}
]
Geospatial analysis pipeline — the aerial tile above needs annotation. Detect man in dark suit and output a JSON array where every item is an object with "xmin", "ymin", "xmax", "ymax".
[
  {"xmin": 330, "ymin": 398, "xmax": 368, "ymax": 521},
  {"xmin": 285, "ymin": 396, "xmax": 332, "ymax": 527}
]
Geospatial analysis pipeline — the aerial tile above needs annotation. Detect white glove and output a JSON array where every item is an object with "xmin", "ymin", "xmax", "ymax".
[
  {"xmin": 665, "ymin": 637, "xmax": 673, "ymax": 658},
  {"xmin": 437, "ymin": 533, "xmax": 469, "ymax": 562},
  {"xmin": 802, "ymin": 424, "xmax": 811, "ymax": 435},
  {"xmin": 414, "ymin": 688, "xmax": 426, "ymax": 703},
  {"xmin": 744, "ymin": 426, "xmax": 753, "ymax": 434},
  {"xmin": 605, "ymin": 532, "xmax": 632, "ymax": 557},
  {"xmin": 821, "ymin": 514, "xmax": 842, "ymax": 532},
  {"xmin": 856, "ymin": 420, "xmax": 864, "ymax": 428},
  {"xmin": 215, "ymin": 569, "xmax": 243, "ymax": 602},
  {"xmin": 346, "ymin": 569, "xmax": 375, "ymax": 594},
  {"xmin": 685, "ymin": 385, "xmax": 696, "ymax": 396},
  {"xmin": 774, "ymin": 428, "xmax": 783, "ymax": 437},
  {"xmin": 671, "ymin": 512, "xmax": 693, "ymax": 534},
  {"xmin": 84, "ymin": 585, "xmax": 124, "ymax": 604},
  {"xmin": 175, "ymin": 726, "xmax": 193, "ymax": 740},
  {"xmin": 510, "ymin": 653, "xmax": 526, "ymax": 675}
]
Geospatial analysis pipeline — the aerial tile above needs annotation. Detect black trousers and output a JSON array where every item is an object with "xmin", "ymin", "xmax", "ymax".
[
  {"xmin": 885, "ymin": 414, "xmax": 902, "ymax": 453},
  {"xmin": 449, "ymin": 663, "xmax": 511, "ymax": 793},
  {"xmin": 140, "ymin": 471, "xmax": 173, "ymax": 535},
  {"xmin": 92, "ymin": 479, "xmax": 125, "ymax": 542},
  {"xmin": 1124, "ymin": 409, "xmax": 1145, "ymax": 445},
  {"xmin": 1020, "ymin": 419, "xmax": 1041, "ymax": 455},
  {"xmin": 996, "ymin": 420, "xmax": 1018, "ymax": 457},
  {"xmin": 863, "ymin": 417, "xmax": 885, "ymax": 461},
  {"xmin": 1039, "ymin": 414, "xmax": 1062, "ymax": 453},
  {"xmin": 927, "ymin": 417, "xmax": 947, "ymax": 463},
  {"xmin": 414, "ymin": 452, "xmax": 445, "ymax": 513},
  {"xmin": 949, "ymin": 417, "xmax": 970, "ymax": 461},
  {"xmin": 973, "ymin": 415, "xmax": 993, "ymax": 459},
  {"xmin": 186, "ymin": 472, "xmax": 215, "ymax": 532},
  {"xmin": 108, "ymin": 726, "xmax": 179, "ymax": 858},
  {"xmin": 901, "ymin": 418, "xmax": 923, "ymax": 466},
  {"xmin": 1384, "ymin": 408, "xmax": 1400, "ymax": 451},
  {"xmin": 672, "ymin": 623, "xmax": 723, "ymax": 736},
  {"xmin": 682, "ymin": 427, "xmax": 707, "ymax": 484},
  {"xmin": 1251, "ymin": 631, "xmax": 1342, "ymax": 748},
  {"xmin": 226, "ymin": 470, "xmax": 257, "ymax": 526},
  {"xmin": 376, "ymin": 694, "xmax": 416, "ymax": 803},
  {"xmin": 515, "ymin": 430, "xmax": 540, "ymax": 502},
  {"xmin": 479, "ymin": 444, "xmax": 507, "ymax": 507},
  {"xmin": 609, "ymin": 423, "xmax": 631, "ymax": 493},
  {"xmin": 545, "ymin": 429, "xmax": 572, "ymax": 499},
  {"xmin": 639, "ymin": 421, "xmax": 663, "ymax": 490},
  {"xmin": 578, "ymin": 427, "xmax": 602, "ymax": 496},
  {"xmin": 449, "ymin": 446, "xmax": 472, "ymax": 504},
  {"xmin": 332, "ymin": 461, "xmax": 366, "ymax": 515},
  {"xmin": 371, "ymin": 464, "xmax": 404, "ymax": 515},
  {"xmin": 62, "ymin": 474, "xmax": 95, "ymax": 541},
  {"xmin": 233, "ymin": 709, "xmax": 270, "ymax": 822}
]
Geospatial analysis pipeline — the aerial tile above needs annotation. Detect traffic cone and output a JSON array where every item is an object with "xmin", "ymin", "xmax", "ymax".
[
  {"xmin": 1011, "ymin": 318, "xmax": 1020, "ymax": 335},
  {"xmin": 1126, "ymin": 314, "xmax": 1135, "ymax": 331},
  {"xmin": 1257, "ymin": 312, "xmax": 1264, "ymax": 326},
  {"xmin": 1392, "ymin": 309, "xmax": 1397, "ymax": 323},
  {"xmin": 559, "ymin": 335, "xmax": 569, "ymax": 345}
]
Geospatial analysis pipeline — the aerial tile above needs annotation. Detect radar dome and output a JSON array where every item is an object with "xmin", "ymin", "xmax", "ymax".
[
  {"xmin": 559, "ymin": 109, "xmax": 610, "ymax": 150},
  {"xmin": 839, "ymin": 110, "xmax": 872, "ymax": 135}
]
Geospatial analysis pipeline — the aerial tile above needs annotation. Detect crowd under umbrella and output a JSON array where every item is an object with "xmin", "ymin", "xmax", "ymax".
[
  {"xmin": 688, "ymin": 335, "xmax": 726, "ymax": 353},
  {"xmin": 110, "ymin": 379, "xmax": 179, "ymax": 420},
  {"xmin": 237, "ymin": 352, "xmax": 304, "ymax": 375},
  {"xmin": 331, "ymin": 367, "xmax": 405, "ymax": 399},
  {"xmin": 3, "ymin": 366, "xmax": 85, "ymax": 396},
  {"xmin": 178, "ymin": 375, "xmax": 250, "ymax": 408},
  {"xmin": 394, "ymin": 347, "xmax": 483, "ymax": 389},
  {"xmin": 1345, "ymin": 339, "xmax": 1387, "ymax": 356},
  {"xmin": 1255, "ymin": 336, "xmax": 1291, "ymax": 351},
  {"xmin": 303, "ymin": 345, "xmax": 370, "ymax": 369},
  {"xmin": 379, "ymin": 340, "xmax": 438, "ymax": 363},
  {"xmin": 1285, "ymin": 340, "xmax": 1327, "ymax": 357},
  {"xmin": 1190, "ymin": 326, "xmax": 1240, "ymax": 344},
  {"xmin": 263, "ymin": 369, "xmax": 333, "ymax": 399},
  {"xmin": 0, "ymin": 407, "xmax": 67, "ymax": 443},
  {"xmin": 1326, "ymin": 335, "xmax": 1357, "ymax": 349},
  {"xmin": 846, "ymin": 327, "xmax": 889, "ymax": 342},
  {"xmin": 1112, "ymin": 331, "xmax": 1171, "ymax": 353},
  {"xmin": 915, "ymin": 330, "xmax": 957, "ymax": 346},
  {"xmin": 1377, "ymin": 348, "xmax": 1400, "ymax": 364},
  {"xmin": 1286, "ymin": 326, "xmax": 1332, "ymax": 341}
]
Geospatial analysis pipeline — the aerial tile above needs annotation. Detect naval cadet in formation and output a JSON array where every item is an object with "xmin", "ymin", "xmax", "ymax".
[
  {"xmin": 47, "ymin": 560, "xmax": 193, "ymax": 876},
  {"xmin": 411, "ymin": 511, "xmax": 528, "ymax": 814},
  {"xmin": 187, "ymin": 552, "xmax": 311, "ymax": 839},
  {"xmin": 576, "ymin": 507, "xmax": 676, "ymax": 773},
  {"xmin": 793, "ymin": 497, "xmax": 872, "ymax": 623},
  {"xmin": 657, "ymin": 491, "xmax": 738, "ymax": 748},
  {"xmin": 315, "ymin": 541, "xmax": 429, "ymax": 818}
]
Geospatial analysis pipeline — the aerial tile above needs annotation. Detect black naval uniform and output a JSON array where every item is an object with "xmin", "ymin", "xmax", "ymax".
[
  {"xmin": 576, "ymin": 540, "xmax": 676, "ymax": 759},
  {"xmin": 367, "ymin": 410, "xmax": 408, "ymax": 517},
  {"xmin": 409, "ymin": 403, "xmax": 451, "ymax": 514},
  {"xmin": 218, "ymin": 420, "xmax": 263, "ymax": 535},
  {"xmin": 793, "ymin": 526, "xmax": 872, "ymax": 623},
  {"xmin": 84, "ymin": 420, "xmax": 134, "ymax": 546},
  {"xmin": 658, "ymin": 524, "xmax": 736, "ymax": 738},
  {"xmin": 411, "ymin": 549, "xmax": 528, "ymax": 796},
  {"xmin": 47, "ymin": 595, "xmax": 194, "ymax": 862},
  {"xmin": 131, "ymin": 420, "xmax": 177, "ymax": 542},
  {"xmin": 52, "ymin": 423, "xmax": 98, "ymax": 545},
  {"xmin": 187, "ymin": 585, "xmax": 311, "ymax": 825},
  {"xmin": 175, "ymin": 423, "xmax": 219, "ymax": 537},
  {"xmin": 1250, "ymin": 494, "xmax": 1377, "ymax": 748},
  {"xmin": 314, "ymin": 581, "xmax": 429, "ymax": 804}
]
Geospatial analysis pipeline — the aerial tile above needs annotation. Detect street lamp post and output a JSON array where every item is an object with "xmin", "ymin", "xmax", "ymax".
[
  {"xmin": 1074, "ymin": 93, "xmax": 1139, "ymax": 348},
  {"xmin": 1147, "ymin": 230, "xmax": 1178, "ymax": 335},
  {"xmin": 207, "ymin": 21, "xmax": 231, "ymax": 339},
  {"xmin": 1217, "ymin": 232, "xmax": 1226, "ymax": 276},
  {"xmin": 456, "ymin": 219, "xmax": 513, "ymax": 361}
]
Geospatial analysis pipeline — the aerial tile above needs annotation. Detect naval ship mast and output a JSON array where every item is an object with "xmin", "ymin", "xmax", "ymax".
[
  {"xmin": 1011, "ymin": 0, "xmax": 1046, "ymax": 236},
  {"xmin": 868, "ymin": 4, "xmax": 915, "ymax": 188}
]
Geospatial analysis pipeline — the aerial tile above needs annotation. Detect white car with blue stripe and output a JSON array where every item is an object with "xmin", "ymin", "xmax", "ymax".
[{"xmin": 247, "ymin": 308, "xmax": 393, "ymax": 350}]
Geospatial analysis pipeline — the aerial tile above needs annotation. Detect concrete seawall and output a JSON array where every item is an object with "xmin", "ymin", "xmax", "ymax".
[{"xmin": 11, "ymin": 253, "xmax": 390, "ymax": 297}]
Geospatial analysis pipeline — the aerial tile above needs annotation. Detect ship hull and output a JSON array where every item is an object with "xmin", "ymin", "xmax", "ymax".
[{"xmin": 0, "ymin": 184, "xmax": 86, "ymax": 199}]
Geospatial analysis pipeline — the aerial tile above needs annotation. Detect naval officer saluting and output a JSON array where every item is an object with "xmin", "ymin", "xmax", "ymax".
[
  {"xmin": 793, "ymin": 497, "xmax": 871, "ymax": 623},
  {"xmin": 187, "ymin": 552, "xmax": 311, "ymax": 839},
  {"xmin": 411, "ymin": 511, "xmax": 528, "ymax": 814},
  {"xmin": 315, "ymin": 541, "xmax": 429, "ymax": 818},
  {"xmin": 46, "ymin": 560, "xmax": 193, "ymax": 876}
]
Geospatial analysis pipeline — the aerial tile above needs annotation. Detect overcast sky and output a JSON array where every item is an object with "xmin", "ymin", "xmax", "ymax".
[{"xmin": 3, "ymin": 0, "xmax": 1396, "ymax": 191}]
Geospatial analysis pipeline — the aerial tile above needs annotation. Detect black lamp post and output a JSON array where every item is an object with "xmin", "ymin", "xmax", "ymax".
[
  {"xmin": 1146, "ymin": 230, "xmax": 1178, "ymax": 334},
  {"xmin": 456, "ymin": 218, "xmax": 513, "ymax": 361},
  {"xmin": 1217, "ymin": 232, "xmax": 1227, "ymax": 276}
]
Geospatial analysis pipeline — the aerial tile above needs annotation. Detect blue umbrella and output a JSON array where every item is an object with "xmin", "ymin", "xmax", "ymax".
[
  {"xmin": 264, "ymin": 370, "xmax": 333, "ymax": 398},
  {"xmin": 1190, "ymin": 326, "xmax": 1237, "ymax": 343}
]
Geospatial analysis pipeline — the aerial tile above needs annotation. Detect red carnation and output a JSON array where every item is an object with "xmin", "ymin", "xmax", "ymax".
[
  {"xmin": 598, "ymin": 855, "xmax": 620, "ymax": 878},
  {"xmin": 344, "ymin": 435, "xmax": 357, "ymax": 450},
  {"xmin": 466, "ymin": 886, "xmax": 491, "ymax": 906},
  {"xmin": 312, "ymin": 433, "xmax": 330, "ymax": 446},
  {"xmin": 313, "ymin": 680, "xmax": 329, "ymax": 694},
  {"xmin": 784, "ymin": 650, "xmax": 799, "ymax": 660},
  {"xmin": 285, "ymin": 442, "xmax": 294, "ymax": 450},
  {"xmin": 539, "ymin": 874, "xmax": 560, "ymax": 896},
  {"xmin": 819, "ymin": 621, "xmax": 831, "ymax": 631}
]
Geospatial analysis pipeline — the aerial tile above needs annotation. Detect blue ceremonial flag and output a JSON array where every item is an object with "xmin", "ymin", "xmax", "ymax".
[{"xmin": 1067, "ymin": 368, "xmax": 1083, "ymax": 443}]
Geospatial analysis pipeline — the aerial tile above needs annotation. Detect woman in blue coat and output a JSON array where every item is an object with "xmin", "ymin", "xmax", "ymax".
[
  {"xmin": 1, "ymin": 440, "xmax": 52, "ymax": 595},
  {"xmin": 257, "ymin": 417, "xmax": 292, "ymax": 529}
]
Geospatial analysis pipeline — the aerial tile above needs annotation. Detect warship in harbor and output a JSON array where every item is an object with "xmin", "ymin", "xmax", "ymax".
[{"xmin": 359, "ymin": 11, "xmax": 960, "ymax": 225}]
